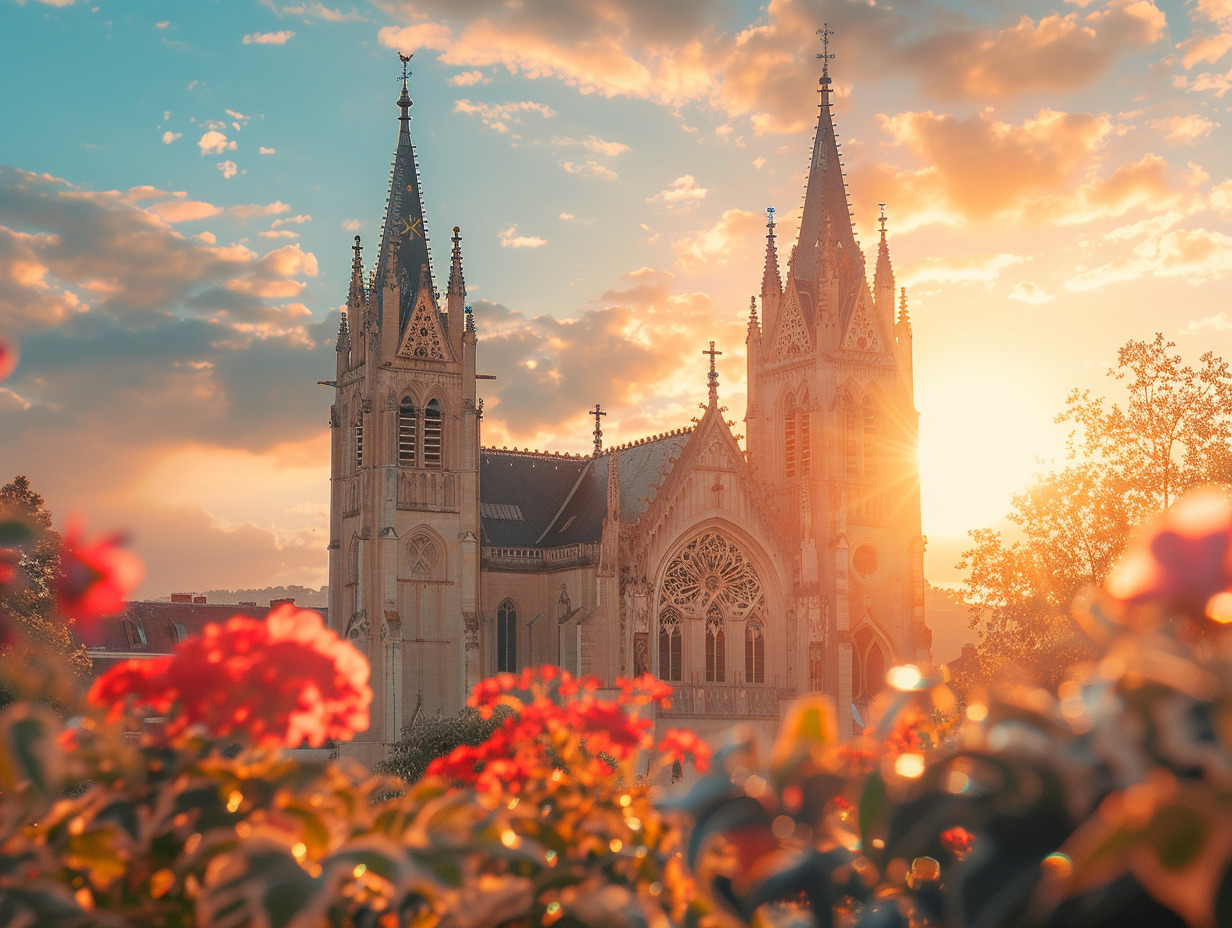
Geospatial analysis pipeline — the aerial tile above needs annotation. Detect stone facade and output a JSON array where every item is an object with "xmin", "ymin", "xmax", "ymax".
[{"xmin": 328, "ymin": 57, "xmax": 929, "ymax": 764}]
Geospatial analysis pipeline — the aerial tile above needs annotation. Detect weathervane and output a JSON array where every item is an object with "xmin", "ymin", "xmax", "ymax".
[
  {"xmin": 766, "ymin": 205, "xmax": 776, "ymax": 230},
  {"xmin": 399, "ymin": 52, "xmax": 413, "ymax": 86},
  {"xmin": 816, "ymin": 23, "xmax": 835, "ymax": 83}
]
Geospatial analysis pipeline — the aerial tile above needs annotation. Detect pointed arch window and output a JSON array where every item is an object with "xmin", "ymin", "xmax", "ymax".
[
  {"xmin": 862, "ymin": 396, "xmax": 878, "ymax": 479},
  {"xmin": 658, "ymin": 609, "xmax": 682, "ymax": 682},
  {"xmin": 852, "ymin": 626, "xmax": 887, "ymax": 703},
  {"xmin": 745, "ymin": 620, "xmax": 765, "ymax": 683},
  {"xmin": 398, "ymin": 397, "xmax": 417, "ymax": 467},
  {"xmin": 705, "ymin": 608, "xmax": 725, "ymax": 683},
  {"xmin": 784, "ymin": 394, "xmax": 798, "ymax": 479},
  {"xmin": 496, "ymin": 600, "xmax": 517, "ymax": 673},
  {"xmin": 354, "ymin": 421, "xmax": 364, "ymax": 470},
  {"xmin": 406, "ymin": 531, "xmax": 439, "ymax": 580},
  {"xmin": 844, "ymin": 398, "xmax": 860, "ymax": 480},
  {"xmin": 423, "ymin": 399, "xmax": 443, "ymax": 469}
]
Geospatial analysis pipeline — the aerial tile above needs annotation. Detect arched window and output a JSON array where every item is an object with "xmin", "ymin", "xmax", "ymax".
[
  {"xmin": 496, "ymin": 600, "xmax": 517, "ymax": 673},
  {"xmin": 406, "ymin": 531, "xmax": 439, "ymax": 580},
  {"xmin": 844, "ymin": 398, "xmax": 860, "ymax": 479},
  {"xmin": 784, "ymin": 394, "xmax": 797, "ymax": 479},
  {"xmin": 423, "ymin": 399, "xmax": 443, "ymax": 468},
  {"xmin": 354, "ymin": 421, "xmax": 364, "ymax": 470},
  {"xmin": 659, "ymin": 609, "xmax": 682, "ymax": 682},
  {"xmin": 705, "ymin": 608, "xmax": 725, "ymax": 683},
  {"xmin": 800, "ymin": 407, "xmax": 811, "ymax": 476},
  {"xmin": 852, "ymin": 626, "xmax": 887, "ymax": 702},
  {"xmin": 863, "ymin": 396, "xmax": 878, "ymax": 479},
  {"xmin": 398, "ymin": 397, "xmax": 417, "ymax": 467},
  {"xmin": 745, "ymin": 621, "xmax": 765, "ymax": 683}
]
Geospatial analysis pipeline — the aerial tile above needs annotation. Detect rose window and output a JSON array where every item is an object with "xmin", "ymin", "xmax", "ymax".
[{"xmin": 658, "ymin": 531, "xmax": 765, "ymax": 622}]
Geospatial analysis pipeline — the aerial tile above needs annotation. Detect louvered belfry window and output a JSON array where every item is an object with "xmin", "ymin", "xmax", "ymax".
[
  {"xmin": 398, "ymin": 397, "xmax": 417, "ymax": 467},
  {"xmin": 423, "ymin": 400, "xmax": 442, "ymax": 468}
]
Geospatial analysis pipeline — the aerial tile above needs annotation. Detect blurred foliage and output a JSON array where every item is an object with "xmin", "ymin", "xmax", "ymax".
[
  {"xmin": 0, "ymin": 475, "xmax": 91, "ymax": 685},
  {"xmin": 376, "ymin": 706, "xmax": 514, "ymax": 785},
  {"xmin": 959, "ymin": 336, "xmax": 1232, "ymax": 688}
]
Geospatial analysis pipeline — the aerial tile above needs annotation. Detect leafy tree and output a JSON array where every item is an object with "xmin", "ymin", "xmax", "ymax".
[
  {"xmin": 0, "ymin": 475, "xmax": 91, "ymax": 678},
  {"xmin": 959, "ymin": 335, "xmax": 1232, "ymax": 687},
  {"xmin": 375, "ymin": 704, "xmax": 513, "ymax": 783}
]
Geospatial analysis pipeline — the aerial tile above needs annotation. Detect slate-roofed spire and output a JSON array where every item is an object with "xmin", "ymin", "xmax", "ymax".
[
  {"xmin": 376, "ymin": 53, "xmax": 434, "ymax": 331},
  {"xmin": 794, "ymin": 24, "xmax": 861, "ymax": 288},
  {"xmin": 761, "ymin": 206, "xmax": 783, "ymax": 303}
]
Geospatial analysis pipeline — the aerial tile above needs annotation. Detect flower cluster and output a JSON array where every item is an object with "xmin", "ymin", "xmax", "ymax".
[
  {"xmin": 55, "ymin": 518, "xmax": 144, "ymax": 627},
  {"xmin": 428, "ymin": 667, "xmax": 708, "ymax": 791},
  {"xmin": 89, "ymin": 604, "xmax": 371, "ymax": 747}
]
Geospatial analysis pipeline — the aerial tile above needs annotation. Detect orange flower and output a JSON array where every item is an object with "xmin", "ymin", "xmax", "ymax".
[
  {"xmin": 55, "ymin": 519, "xmax": 144, "ymax": 625},
  {"xmin": 940, "ymin": 826, "xmax": 974, "ymax": 857},
  {"xmin": 89, "ymin": 605, "xmax": 371, "ymax": 748},
  {"xmin": 657, "ymin": 728, "xmax": 711, "ymax": 773}
]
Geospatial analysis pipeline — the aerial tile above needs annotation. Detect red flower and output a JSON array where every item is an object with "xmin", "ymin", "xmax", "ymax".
[
  {"xmin": 657, "ymin": 727, "xmax": 711, "ymax": 773},
  {"xmin": 89, "ymin": 605, "xmax": 371, "ymax": 748},
  {"xmin": 940, "ymin": 826, "xmax": 974, "ymax": 857},
  {"xmin": 55, "ymin": 519, "xmax": 144, "ymax": 625},
  {"xmin": 1105, "ymin": 488, "xmax": 1232, "ymax": 623}
]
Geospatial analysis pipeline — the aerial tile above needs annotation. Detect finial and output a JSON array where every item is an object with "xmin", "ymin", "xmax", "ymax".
[
  {"xmin": 703, "ymin": 341, "xmax": 723, "ymax": 406},
  {"xmin": 816, "ymin": 23, "xmax": 835, "ymax": 86},
  {"xmin": 590, "ymin": 403, "xmax": 607, "ymax": 455},
  {"xmin": 878, "ymin": 203, "xmax": 887, "ymax": 236},
  {"xmin": 766, "ymin": 205, "xmax": 776, "ymax": 231},
  {"xmin": 747, "ymin": 295, "xmax": 758, "ymax": 328},
  {"xmin": 898, "ymin": 286, "xmax": 910, "ymax": 323},
  {"xmin": 397, "ymin": 52, "xmax": 414, "ymax": 123},
  {"xmin": 352, "ymin": 234, "xmax": 363, "ymax": 262}
]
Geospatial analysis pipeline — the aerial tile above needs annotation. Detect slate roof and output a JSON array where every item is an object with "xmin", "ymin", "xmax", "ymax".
[
  {"xmin": 82, "ymin": 600, "xmax": 327, "ymax": 676},
  {"xmin": 479, "ymin": 429, "xmax": 692, "ymax": 548}
]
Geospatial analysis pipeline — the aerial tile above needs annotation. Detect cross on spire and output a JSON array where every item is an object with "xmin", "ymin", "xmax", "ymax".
[
  {"xmin": 878, "ymin": 202, "xmax": 887, "ymax": 235},
  {"xmin": 816, "ymin": 23, "xmax": 835, "ymax": 84},
  {"xmin": 399, "ymin": 52, "xmax": 412, "ymax": 88},
  {"xmin": 703, "ymin": 341, "xmax": 723, "ymax": 406},
  {"xmin": 590, "ymin": 403, "xmax": 607, "ymax": 455}
]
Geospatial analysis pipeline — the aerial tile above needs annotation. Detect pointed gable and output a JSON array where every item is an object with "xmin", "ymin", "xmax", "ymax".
[
  {"xmin": 769, "ymin": 286, "xmax": 813, "ymax": 362},
  {"xmin": 839, "ymin": 290, "xmax": 886, "ymax": 355},
  {"xmin": 397, "ymin": 285, "xmax": 452, "ymax": 361}
]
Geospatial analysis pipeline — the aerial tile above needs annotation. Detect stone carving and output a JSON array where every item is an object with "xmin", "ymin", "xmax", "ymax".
[
  {"xmin": 406, "ymin": 531, "xmax": 440, "ymax": 580},
  {"xmin": 400, "ymin": 295, "xmax": 448, "ymax": 361},
  {"xmin": 557, "ymin": 584, "xmax": 571, "ymax": 621},
  {"xmin": 633, "ymin": 632, "xmax": 650, "ymax": 676},
  {"xmin": 770, "ymin": 290, "xmax": 812, "ymax": 361},
  {"xmin": 330, "ymin": 405, "xmax": 339, "ymax": 428},
  {"xmin": 841, "ymin": 296, "xmax": 881, "ymax": 353},
  {"xmin": 345, "ymin": 611, "xmax": 370, "ymax": 645},
  {"xmin": 658, "ymin": 531, "xmax": 765, "ymax": 622}
]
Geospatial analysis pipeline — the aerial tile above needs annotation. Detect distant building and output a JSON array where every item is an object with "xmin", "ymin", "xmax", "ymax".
[
  {"xmin": 329, "ymin": 48, "xmax": 929, "ymax": 763},
  {"xmin": 83, "ymin": 597, "xmax": 326, "ymax": 675}
]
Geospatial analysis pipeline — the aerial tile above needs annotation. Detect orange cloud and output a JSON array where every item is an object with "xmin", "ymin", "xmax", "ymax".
[{"xmin": 672, "ymin": 209, "xmax": 762, "ymax": 271}]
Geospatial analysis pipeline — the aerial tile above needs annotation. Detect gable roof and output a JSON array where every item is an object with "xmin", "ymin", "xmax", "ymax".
[{"xmin": 479, "ymin": 430, "xmax": 692, "ymax": 548}]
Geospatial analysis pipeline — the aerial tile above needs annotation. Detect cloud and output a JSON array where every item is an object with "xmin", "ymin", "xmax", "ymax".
[
  {"xmin": 453, "ymin": 99, "xmax": 556, "ymax": 133},
  {"xmin": 449, "ymin": 70, "xmax": 488, "ymax": 86},
  {"xmin": 1181, "ymin": 311, "xmax": 1232, "ymax": 334},
  {"xmin": 648, "ymin": 174, "xmax": 708, "ymax": 211},
  {"xmin": 162, "ymin": 131, "xmax": 182, "ymax": 145},
  {"xmin": 341, "ymin": 218, "xmax": 362, "ymax": 231},
  {"xmin": 672, "ymin": 209, "xmax": 762, "ymax": 270},
  {"xmin": 0, "ymin": 168, "xmax": 321, "ymax": 335},
  {"xmin": 1066, "ymin": 225, "xmax": 1232, "ymax": 290},
  {"xmin": 561, "ymin": 160, "xmax": 616, "ymax": 179},
  {"xmin": 1149, "ymin": 114, "xmax": 1219, "ymax": 143},
  {"xmin": 217, "ymin": 160, "xmax": 239, "ymax": 179},
  {"xmin": 559, "ymin": 212, "xmax": 575, "ymax": 221},
  {"xmin": 243, "ymin": 30, "xmax": 296, "ymax": 45},
  {"xmin": 198, "ymin": 130, "xmax": 236, "ymax": 155},
  {"xmin": 1008, "ymin": 281, "xmax": 1056, "ymax": 303},
  {"xmin": 280, "ymin": 3, "xmax": 366, "ymax": 22},
  {"xmin": 900, "ymin": 253, "xmax": 1026, "ymax": 287},
  {"xmin": 498, "ymin": 224, "xmax": 546, "ymax": 249}
]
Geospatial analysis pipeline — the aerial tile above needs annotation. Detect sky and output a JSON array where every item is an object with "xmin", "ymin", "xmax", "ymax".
[{"xmin": 1, "ymin": 0, "xmax": 1230, "ymax": 598}]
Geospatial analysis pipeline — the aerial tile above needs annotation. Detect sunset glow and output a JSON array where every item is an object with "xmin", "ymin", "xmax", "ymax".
[{"xmin": 2, "ymin": 0, "xmax": 1229, "ymax": 596}]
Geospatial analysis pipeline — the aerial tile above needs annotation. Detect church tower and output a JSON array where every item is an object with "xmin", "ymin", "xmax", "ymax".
[
  {"xmin": 745, "ymin": 29, "xmax": 928, "ymax": 733},
  {"xmin": 328, "ymin": 57, "xmax": 481, "ymax": 754}
]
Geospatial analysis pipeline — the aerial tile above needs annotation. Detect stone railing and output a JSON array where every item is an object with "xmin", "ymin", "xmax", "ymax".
[
  {"xmin": 397, "ymin": 471, "xmax": 458, "ymax": 512},
  {"xmin": 659, "ymin": 682, "xmax": 781, "ymax": 718},
  {"xmin": 482, "ymin": 542, "xmax": 600, "ymax": 571}
]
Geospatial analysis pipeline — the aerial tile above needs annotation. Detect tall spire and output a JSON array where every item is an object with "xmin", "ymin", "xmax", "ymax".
[
  {"xmin": 794, "ymin": 24, "xmax": 861, "ymax": 289},
  {"xmin": 873, "ymin": 204, "xmax": 895, "ymax": 319},
  {"xmin": 377, "ymin": 52, "xmax": 434, "ymax": 332},
  {"xmin": 761, "ymin": 206, "xmax": 783, "ymax": 303}
]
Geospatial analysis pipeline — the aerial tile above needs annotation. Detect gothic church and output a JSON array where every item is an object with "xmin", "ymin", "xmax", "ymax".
[{"xmin": 328, "ymin": 51, "xmax": 930, "ymax": 762}]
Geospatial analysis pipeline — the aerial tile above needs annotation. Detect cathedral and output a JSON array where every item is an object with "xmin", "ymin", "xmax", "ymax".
[{"xmin": 327, "ymin": 49, "xmax": 930, "ymax": 763}]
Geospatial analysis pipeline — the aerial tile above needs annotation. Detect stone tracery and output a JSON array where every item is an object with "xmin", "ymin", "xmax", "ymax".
[{"xmin": 658, "ymin": 531, "xmax": 765, "ymax": 622}]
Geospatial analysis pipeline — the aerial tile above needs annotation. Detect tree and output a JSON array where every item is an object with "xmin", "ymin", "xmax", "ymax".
[
  {"xmin": 0, "ymin": 475, "xmax": 92, "ymax": 678},
  {"xmin": 375, "ymin": 704, "xmax": 513, "ymax": 784},
  {"xmin": 959, "ymin": 336, "xmax": 1232, "ymax": 687}
]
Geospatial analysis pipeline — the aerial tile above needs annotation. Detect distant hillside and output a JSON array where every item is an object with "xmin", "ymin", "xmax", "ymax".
[{"xmin": 156, "ymin": 585, "xmax": 329, "ymax": 608}]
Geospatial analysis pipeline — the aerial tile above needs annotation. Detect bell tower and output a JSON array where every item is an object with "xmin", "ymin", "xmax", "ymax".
[
  {"xmin": 745, "ymin": 27, "xmax": 927, "ymax": 734},
  {"xmin": 328, "ymin": 54, "xmax": 482, "ymax": 752}
]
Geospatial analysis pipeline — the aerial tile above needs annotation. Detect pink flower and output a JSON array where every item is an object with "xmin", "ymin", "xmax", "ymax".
[{"xmin": 1105, "ymin": 488, "xmax": 1232, "ymax": 623}]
